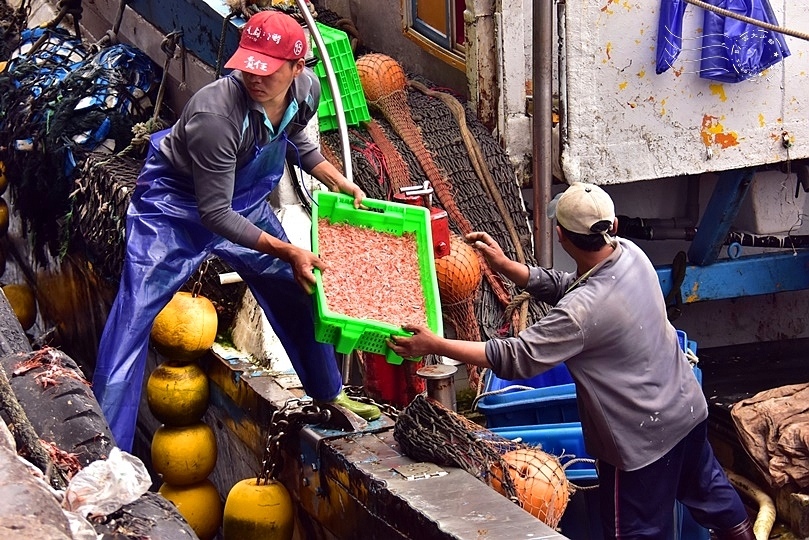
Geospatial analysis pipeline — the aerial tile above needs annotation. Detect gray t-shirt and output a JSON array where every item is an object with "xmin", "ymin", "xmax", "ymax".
[
  {"xmin": 157, "ymin": 69, "xmax": 324, "ymax": 248},
  {"xmin": 485, "ymin": 238, "xmax": 707, "ymax": 471}
]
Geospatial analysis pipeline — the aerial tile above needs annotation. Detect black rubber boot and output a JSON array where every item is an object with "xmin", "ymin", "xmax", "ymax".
[{"xmin": 715, "ymin": 517, "xmax": 756, "ymax": 540}]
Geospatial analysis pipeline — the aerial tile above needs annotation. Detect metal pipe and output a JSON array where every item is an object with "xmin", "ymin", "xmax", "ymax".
[
  {"xmin": 532, "ymin": 0, "xmax": 554, "ymax": 267},
  {"xmin": 294, "ymin": 0, "xmax": 353, "ymax": 182}
]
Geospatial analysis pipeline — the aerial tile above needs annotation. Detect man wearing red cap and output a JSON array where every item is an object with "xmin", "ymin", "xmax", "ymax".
[
  {"xmin": 93, "ymin": 10, "xmax": 380, "ymax": 453},
  {"xmin": 389, "ymin": 183, "xmax": 754, "ymax": 539}
]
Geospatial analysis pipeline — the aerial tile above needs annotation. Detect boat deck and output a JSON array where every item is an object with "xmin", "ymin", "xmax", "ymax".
[{"xmin": 136, "ymin": 348, "xmax": 568, "ymax": 540}]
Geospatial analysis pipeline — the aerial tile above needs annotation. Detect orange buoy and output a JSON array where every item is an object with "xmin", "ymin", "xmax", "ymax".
[
  {"xmin": 355, "ymin": 53, "xmax": 407, "ymax": 103},
  {"xmin": 146, "ymin": 362, "xmax": 210, "ymax": 426},
  {"xmin": 159, "ymin": 478, "xmax": 223, "ymax": 540},
  {"xmin": 435, "ymin": 233, "xmax": 482, "ymax": 304},
  {"xmin": 151, "ymin": 422, "xmax": 217, "ymax": 486},
  {"xmin": 150, "ymin": 291, "xmax": 218, "ymax": 362},
  {"xmin": 223, "ymin": 478, "xmax": 294, "ymax": 540},
  {"xmin": 491, "ymin": 448, "xmax": 570, "ymax": 526}
]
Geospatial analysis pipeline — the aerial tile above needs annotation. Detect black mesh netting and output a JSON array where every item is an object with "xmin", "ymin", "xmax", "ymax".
[
  {"xmin": 0, "ymin": 27, "xmax": 161, "ymax": 262},
  {"xmin": 395, "ymin": 395, "xmax": 571, "ymax": 528}
]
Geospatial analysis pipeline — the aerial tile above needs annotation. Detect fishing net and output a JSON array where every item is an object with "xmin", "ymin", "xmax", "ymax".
[
  {"xmin": 0, "ymin": 0, "xmax": 30, "ymax": 59},
  {"xmin": 0, "ymin": 28, "xmax": 161, "ymax": 263},
  {"xmin": 74, "ymin": 152, "xmax": 246, "ymax": 331},
  {"xmin": 71, "ymin": 152, "xmax": 137, "ymax": 283},
  {"xmin": 395, "ymin": 395, "xmax": 571, "ymax": 527}
]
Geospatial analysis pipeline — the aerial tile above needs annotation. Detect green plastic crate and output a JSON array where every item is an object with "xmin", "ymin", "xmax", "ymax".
[
  {"xmin": 311, "ymin": 191, "xmax": 443, "ymax": 365},
  {"xmin": 311, "ymin": 22, "xmax": 371, "ymax": 132}
]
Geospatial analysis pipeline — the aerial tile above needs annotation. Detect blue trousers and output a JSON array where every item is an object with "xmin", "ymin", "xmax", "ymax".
[{"xmin": 597, "ymin": 420, "xmax": 748, "ymax": 539}]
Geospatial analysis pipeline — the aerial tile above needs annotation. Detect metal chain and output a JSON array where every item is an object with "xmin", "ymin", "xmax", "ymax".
[
  {"xmin": 258, "ymin": 397, "xmax": 331, "ymax": 484},
  {"xmin": 190, "ymin": 259, "xmax": 211, "ymax": 298},
  {"xmin": 343, "ymin": 384, "xmax": 400, "ymax": 420}
]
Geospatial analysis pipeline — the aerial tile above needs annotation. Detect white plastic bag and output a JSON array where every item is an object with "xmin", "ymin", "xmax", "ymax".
[{"xmin": 62, "ymin": 447, "xmax": 151, "ymax": 518}]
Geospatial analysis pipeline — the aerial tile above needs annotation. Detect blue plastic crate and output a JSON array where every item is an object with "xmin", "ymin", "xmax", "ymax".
[
  {"xmin": 477, "ymin": 383, "xmax": 580, "ymax": 428},
  {"xmin": 482, "ymin": 363, "xmax": 574, "ymax": 394},
  {"xmin": 491, "ymin": 422, "xmax": 595, "ymax": 481}
]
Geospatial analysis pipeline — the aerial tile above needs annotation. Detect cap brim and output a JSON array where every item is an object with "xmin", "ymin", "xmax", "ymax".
[{"xmin": 224, "ymin": 48, "xmax": 286, "ymax": 76}]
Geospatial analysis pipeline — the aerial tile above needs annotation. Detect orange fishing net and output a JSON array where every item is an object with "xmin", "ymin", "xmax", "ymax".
[{"xmin": 435, "ymin": 233, "xmax": 483, "ymax": 389}]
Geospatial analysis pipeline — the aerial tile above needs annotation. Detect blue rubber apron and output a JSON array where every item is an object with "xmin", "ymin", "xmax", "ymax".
[{"xmin": 93, "ymin": 95, "xmax": 342, "ymax": 451}]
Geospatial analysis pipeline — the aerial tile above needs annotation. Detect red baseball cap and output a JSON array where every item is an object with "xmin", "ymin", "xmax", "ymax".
[{"xmin": 225, "ymin": 10, "xmax": 307, "ymax": 76}]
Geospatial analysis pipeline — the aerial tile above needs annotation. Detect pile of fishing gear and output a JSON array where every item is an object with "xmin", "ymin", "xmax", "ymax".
[{"xmin": 0, "ymin": 26, "xmax": 162, "ymax": 263}]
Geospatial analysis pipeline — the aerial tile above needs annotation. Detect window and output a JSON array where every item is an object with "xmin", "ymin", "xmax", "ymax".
[{"xmin": 405, "ymin": 0, "xmax": 466, "ymax": 70}]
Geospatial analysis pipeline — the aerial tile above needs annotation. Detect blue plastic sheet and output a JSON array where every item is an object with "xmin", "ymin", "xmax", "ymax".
[{"xmin": 656, "ymin": 0, "xmax": 790, "ymax": 82}]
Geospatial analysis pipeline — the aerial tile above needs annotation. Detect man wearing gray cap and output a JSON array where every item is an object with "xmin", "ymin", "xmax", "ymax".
[{"xmin": 389, "ymin": 182, "xmax": 753, "ymax": 539}]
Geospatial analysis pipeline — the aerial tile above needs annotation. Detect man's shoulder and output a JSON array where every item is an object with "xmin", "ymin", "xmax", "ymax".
[{"xmin": 187, "ymin": 75, "xmax": 246, "ymax": 117}]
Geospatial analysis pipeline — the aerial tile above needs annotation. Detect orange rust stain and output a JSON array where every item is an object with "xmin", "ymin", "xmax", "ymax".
[
  {"xmin": 600, "ymin": 0, "xmax": 618, "ymax": 13},
  {"xmin": 606, "ymin": 42, "xmax": 613, "ymax": 60},
  {"xmin": 709, "ymin": 83, "xmax": 727, "ymax": 102},
  {"xmin": 714, "ymin": 132, "xmax": 738, "ymax": 148},
  {"xmin": 601, "ymin": 0, "xmax": 618, "ymax": 15},
  {"xmin": 637, "ymin": 69, "xmax": 646, "ymax": 78},
  {"xmin": 701, "ymin": 115, "xmax": 739, "ymax": 149}
]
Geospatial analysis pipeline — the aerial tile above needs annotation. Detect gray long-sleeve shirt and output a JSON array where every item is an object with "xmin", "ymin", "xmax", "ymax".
[
  {"xmin": 485, "ymin": 238, "xmax": 707, "ymax": 471},
  {"xmin": 157, "ymin": 69, "xmax": 324, "ymax": 248}
]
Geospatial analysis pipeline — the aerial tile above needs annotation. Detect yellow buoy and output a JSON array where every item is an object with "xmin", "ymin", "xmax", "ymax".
[
  {"xmin": 159, "ymin": 478, "xmax": 223, "ymax": 540},
  {"xmin": 0, "ymin": 161, "xmax": 7, "ymax": 195},
  {"xmin": 147, "ymin": 362, "xmax": 210, "ymax": 426},
  {"xmin": 2, "ymin": 282, "xmax": 37, "ymax": 331},
  {"xmin": 0, "ymin": 197, "xmax": 8, "ymax": 237},
  {"xmin": 223, "ymin": 478, "xmax": 294, "ymax": 540},
  {"xmin": 151, "ymin": 422, "xmax": 217, "ymax": 486},
  {"xmin": 151, "ymin": 291, "xmax": 218, "ymax": 362}
]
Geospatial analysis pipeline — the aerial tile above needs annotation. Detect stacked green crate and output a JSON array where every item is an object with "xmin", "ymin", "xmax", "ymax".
[{"xmin": 311, "ymin": 22, "xmax": 371, "ymax": 132}]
